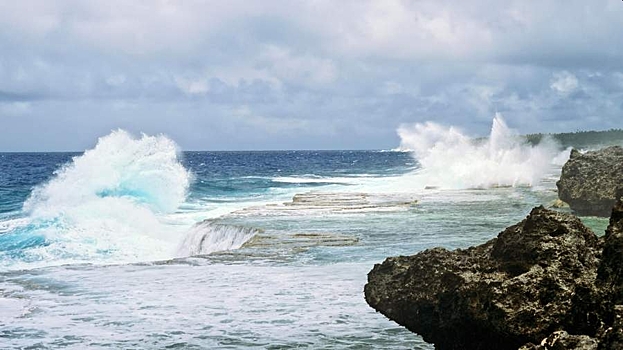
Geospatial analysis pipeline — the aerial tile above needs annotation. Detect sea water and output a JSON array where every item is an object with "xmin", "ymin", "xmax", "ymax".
[{"xmin": 0, "ymin": 119, "xmax": 609, "ymax": 349}]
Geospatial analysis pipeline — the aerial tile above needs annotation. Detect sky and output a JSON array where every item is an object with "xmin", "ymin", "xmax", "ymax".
[{"xmin": 1, "ymin": 0, "xmax": 622, "ymax": 151}]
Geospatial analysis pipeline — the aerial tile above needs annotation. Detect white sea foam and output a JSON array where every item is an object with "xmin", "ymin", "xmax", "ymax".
[
  {"xmin": 12, "ymin": 130, "xmax": 194, "ymax": 266},
  {"xmin": 25, "ymin": 130, "xmax": 190, "ymax": 216},
  {"xmin": 397, "ymin": 114, "xmax": 561, "ymax": 189},
  {"xmin": 0, "ymin": 217, "xmax": 30, "ymax": 234},
  {"xmin": 552, "ymin": 147, "xmax": 573, "ymax": 166},
  {"xmin": 176, "ymin": 222, "xmax": 259, "ymax": 257},
  {"xmin": 272, "ymin": 176, "xmax": 355, "ymax": 184}
]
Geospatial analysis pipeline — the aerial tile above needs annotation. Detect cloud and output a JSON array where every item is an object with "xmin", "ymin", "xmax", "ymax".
[
  {"xmin": 0, "ymin": 102, "xmax": 32, "ymax": 117},
  {"xmin": 550, "ymin": 71, "xmax": 579, "ymax": 95},
  {"xmin": 106, "ymin": 75, "xmax": 126, "ymax": 87},
  {"xmin": 0, "ymin": 1, "xmax": 622, "ymax": 150},
  {"xmin": 175, "ymin": 76, "xmax": 210, "ymax": 95},
  {"xmin": 230, "ymin": 105, "xmax": 312, "ymax": 134},
  {"xmin": 259, "ymin": 45, "xmax": 337, "ymax": 87},
  {"xmin": 320, "ymin": 0, "xmax": 494, "ymax": 60}
]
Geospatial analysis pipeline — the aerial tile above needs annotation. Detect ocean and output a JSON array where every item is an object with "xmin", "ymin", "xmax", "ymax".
[{"xmin": 0, "ymin": 119, "xmax": 612, "ymax": 349}]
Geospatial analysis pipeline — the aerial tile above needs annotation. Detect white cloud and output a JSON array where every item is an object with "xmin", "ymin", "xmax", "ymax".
[
  {"xmin": 231, "ymin": 105, "xmax": 310, "ymax": 134},
  {"xmin": 1, "ymin": 0, "xmax": 623, "ymax": 150},
  {"xmin": 0, "ymin": 102, "xmax": 32, "ymax": 117},
  {"xmin": 380, "ymin": 81, "xmax": 404, "ymax": 95},
  {"xmin": 464, "ymin": 84, "xmax": 502, "ymax": 116},
  {"xmin": 298, "ymin": 0, "xmax": 494, "ymax": 60},
  {"xmin": 550, "ymin": 71, "xmax": 579, "ymax": 95},
  {"xmin": 0, "ymin": 1, "xmax": 61, "ymax": 39},
  {"xmin": 379, "ymin": 81, "xmax": 421, "ymax": 97},
  {"xmin": 259, "ymin": 45, "xmax": 337, "ymax": 86},
  {"xmin": 174, "ymin": 76, "xmax": 210, "ymax": 95},
  {"xmin": 106, "ymin": 75, "xmax": 126, "ymax": 86}
]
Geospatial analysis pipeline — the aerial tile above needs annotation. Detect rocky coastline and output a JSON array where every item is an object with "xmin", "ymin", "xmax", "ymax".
[
  {"xmin": 557, "ymin": 146, "xmax": 623, "ymax": 217},
  {"xmin": 365, "ymin": 191, "xmax": 623, "ymax": 349}
]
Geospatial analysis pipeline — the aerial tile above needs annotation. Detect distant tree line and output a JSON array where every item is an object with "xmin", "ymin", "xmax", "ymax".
[{"xmin": 524, "ymin": 128, "xmax": 623, "ymax": 149}]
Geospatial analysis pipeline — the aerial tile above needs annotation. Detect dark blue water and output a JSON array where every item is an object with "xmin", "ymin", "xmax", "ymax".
[
  {"xmin": 1, "ymin": 151, "xmax": 415, "ymax": 214},
  {"xmin": 0, "ymin": 153, "xmax": 78, "ymax": 215},
  {"xmin": 184, "ymin": 150, "xmax": 415, "ymax": 200}
]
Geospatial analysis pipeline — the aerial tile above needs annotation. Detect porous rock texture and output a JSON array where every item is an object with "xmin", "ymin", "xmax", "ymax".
[
  {"xmin": 365, "ymin": 191, "xmax": 623, "ymax": 350},
  {"xmin": 557, "ymin": 146, "xmax": 623, "ymax": 217}
]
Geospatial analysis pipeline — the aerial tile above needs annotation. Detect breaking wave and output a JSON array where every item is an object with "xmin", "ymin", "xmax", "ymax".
[
  {"xmin": 0, "ymin": 130, "xmax": 193, "ymax": 268},
  {"xmin": 397, "ymin": 114, "xmax": 562, "ymax": 189},
  {"xmin": 176, "ymin": 222, "xmax": 259, "ymax": 257}
]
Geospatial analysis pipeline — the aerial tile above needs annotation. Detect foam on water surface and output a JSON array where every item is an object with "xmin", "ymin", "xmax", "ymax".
[
  {"xmin": 397, "ymin": 114, "xmax": 562, "ymax": 189},
  {"xmin": 0, "ymin": 126, "xmax": 580, "ymax": 348},
  {"xmin": 0, "ymin": 117, "xmax": 571, "ymax": 271},
  {"xmin": 0, "ymin": 130, "xmax": 250, "ymax": 269},
  {"xmin": 176, "ymin": 222, "xmax": 259, "ymax": 257},
  {"xmin": 0, "ymin": 262, "xmax": 429, "ymax": 349}
]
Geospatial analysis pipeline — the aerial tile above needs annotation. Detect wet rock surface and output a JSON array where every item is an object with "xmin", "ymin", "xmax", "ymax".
[
  {"xmin": 557, "ymin": 146, "xmax": 623, "ymax": 217},
  {"xmin": 229, "ymin": 191, "xmax": 419, "ymax": 217},
  {"xmin": 365, "ymin": 192, "xmax": 623, "ymax": 350}
]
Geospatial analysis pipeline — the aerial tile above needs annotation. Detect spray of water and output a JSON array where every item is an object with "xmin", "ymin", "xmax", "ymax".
[
  {"xmin": 177, "ymin": 222, "xmax": 259, "ymax": 257},
  {"xmin": 397, "ymin": 114, "xmax": 562, "ymax": 189},
  {"xmin": 5, "ymin": 130, "xmax": 192, "ymax": 266}
]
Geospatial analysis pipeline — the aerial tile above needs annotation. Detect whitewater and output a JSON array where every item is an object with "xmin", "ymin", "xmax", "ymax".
[{"xmin": 0, "ymin": 116, "xmax": 605, "ymax": 348}]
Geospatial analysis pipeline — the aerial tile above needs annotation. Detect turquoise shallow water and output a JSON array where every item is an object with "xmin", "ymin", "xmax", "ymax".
[{"xmin": 0, "ymin": 130, "xmax": 585, "ymax": 349}]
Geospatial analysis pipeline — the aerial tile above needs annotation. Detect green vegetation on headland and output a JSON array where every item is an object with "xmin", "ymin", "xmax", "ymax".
[{"xmin": 524, "ymin": 128, "xmax": 623, "ymax": 149}]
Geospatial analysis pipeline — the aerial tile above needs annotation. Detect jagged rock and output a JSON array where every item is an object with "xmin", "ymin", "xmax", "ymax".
[
  {"xmin": 365, "ymin": 196, "xmax": 623, "ymax": 350},
  {"xmin": 519, "ymin": 317, "xmax": 623, "ymax": 350},
  {"xmin": 519, "ymin": 331, "xmax": 598, "ymax": 350},
  {"xmin": 549, "ymin": 199, "xmax": 569, "ymax": 209},
  {"xmin": 365, "ymin": 207, "xmax": 601, "ymax": 350},
  {"xmin": 557, "ymin": 146, "xmax": 623, "ymax": 217},
  {"xmin": 598, "ymin": 305, "xmax": 623, "ymax": 350},
  {"xmin": 596, "ymin": 189, "xmax": 623, "ymax": 326}
]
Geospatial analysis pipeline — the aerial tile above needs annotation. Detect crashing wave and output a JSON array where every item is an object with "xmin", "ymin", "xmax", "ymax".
[
  {"xmin": 176, "ymin": 221, "xmax": 260, "ymax": 257},
  {"xmin": 397, "ymin": 114, "xmax": 562, "ymax": 189},
  {"xmin": 1, "ymin": 130, "xmax": 192, "ymax": 268}
]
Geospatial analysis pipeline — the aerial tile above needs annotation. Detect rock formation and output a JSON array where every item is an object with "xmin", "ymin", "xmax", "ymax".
[
  {"xmin": 557, "ymin": 146, "xmax": 623, "ymax": 217},
  {"xmin": 365, "ymin": 190, "xmax": 623, "ymax": 350}
]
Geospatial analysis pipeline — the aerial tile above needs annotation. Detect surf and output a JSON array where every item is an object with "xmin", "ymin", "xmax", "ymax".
[
  {"xmin": 0, "ymin": 130, "xmax": 201, "ymax": 268},
  {"xmin": 176, "ymin": 221, "xmax": 260, "ymax": 257},
  {"xmin": 397, "ymin": 114, "xmax": 563, "ymax": 189}
]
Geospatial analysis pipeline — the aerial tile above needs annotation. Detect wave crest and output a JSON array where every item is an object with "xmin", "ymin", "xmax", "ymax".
[
  {"xmin": 2, "ymin": 130, "xmax": 192, "ymax": 268},
  {"xmin": 25, "ymin": 129, "xmax": 190, "ymax": 216},
  {"xmin": 397, "ymin": 114, "xmax": 560, "ymax": 189}
]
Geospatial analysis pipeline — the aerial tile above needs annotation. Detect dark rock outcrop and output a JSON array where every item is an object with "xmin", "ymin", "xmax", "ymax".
[
  {"xmin": 365, "ymin": 192, "xmax": 623, "ymax": 350},
  {"xmin": 518, "ymin": 331, "xmax": 598, "ymax": 350},
  {"xmin": 557, "ymin": 146, "xmax": 623, "ymax": 217}
]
